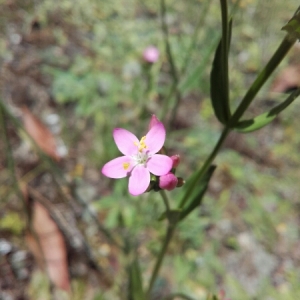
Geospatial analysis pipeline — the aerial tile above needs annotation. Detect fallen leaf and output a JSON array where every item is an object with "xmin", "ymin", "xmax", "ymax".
[
  {"xmin": 26, "ymin": 200, "xmax": 70, "ymax": 292},
  {"xmin": 21, "ymin": 106, "xmax": 60, "ymax": 161}
]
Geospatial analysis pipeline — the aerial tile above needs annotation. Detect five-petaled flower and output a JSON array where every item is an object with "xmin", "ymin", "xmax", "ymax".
[{"xmin": 101, "ymin": 122, "xmax": 172, "ymax": 196}]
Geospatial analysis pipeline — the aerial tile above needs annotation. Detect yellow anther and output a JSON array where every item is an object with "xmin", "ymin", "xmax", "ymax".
[
  {"xmin": 138, "ymin": 136, "xmax": 147, "ymax": 152},
  {"xmin": 123, "ymin": 162, "xmax": 130, "ymax": 170}
]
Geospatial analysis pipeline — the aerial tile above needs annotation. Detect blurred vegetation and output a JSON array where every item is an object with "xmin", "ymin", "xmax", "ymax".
[{"xmin": 1, "ymin": 0, "xmax": 300, "ymax": 299}]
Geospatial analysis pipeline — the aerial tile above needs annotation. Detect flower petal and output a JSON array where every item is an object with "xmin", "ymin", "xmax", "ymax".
[
  {"xmin": 102, "ymin": 156, "xmax": 133, "ymax": 178},
  {"xmin": 113, "ymin": 128, "xmax": 139, "ymax": 156},
  {"xmin": 128, "ymin": 165, "xmax": 150, "ymax": 196},
  {"xmin": 144, "ymin": 123, "xmax": 166, "ymax": 154},
  {"xmin": 147, "ymin": 154, "xmax": 172, "ymax": 176},
  {"xmin": 148, "ymin": 114, "xmax": 162, "ymax": 130}
]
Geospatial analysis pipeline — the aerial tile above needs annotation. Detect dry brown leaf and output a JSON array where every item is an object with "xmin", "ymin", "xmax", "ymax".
[
  {"xmin": 21, "ymin": 106, "xmax": 60, "ymax": 161},
  {"xmin": 271, "ymin": 65, "xmax": 300, "ymax": 93},
  {"xmin": 26, "ymin": 201, "xmax": 70, "ymax": 292}
]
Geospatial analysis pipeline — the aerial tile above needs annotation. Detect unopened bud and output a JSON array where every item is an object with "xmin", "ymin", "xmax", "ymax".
[
  {"xmin": 159, "ymin": 173, "xmax": 178, "ymax": 191},
  {"xmin": 143, "ymin": 46, "xmax": 160, "ymax": 64},
  {"xmin": 170, "ymin": 154, "xmax": 180, "ymax": 168}
]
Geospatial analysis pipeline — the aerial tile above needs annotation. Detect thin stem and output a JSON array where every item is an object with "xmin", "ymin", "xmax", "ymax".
[
  {"xmin": 180, "ymin": 0, "xmax": 212, "ymax": 76},
  {"xmin": 161, "ymin": 82, "xmax": 177, "ymax": 120},
  {"xmin": 179, "ymin": 33, "xmax": 296, "ymax": 208},
  {"xmin": 160, "ymin": 0, "xmax": 182, "ymax": 128},
  {"xmin": 159, "ymin": 189, "xmax": 171, "ymax": 212},
  {"xmin": 179, "ymin": 126, "xmax": 230, "ymax": 208},
  {"xmin": 146, "ymin": 190, "xmax": 175, "ymax": 297},
  {"xmin": 160, "ymin": 0, "xmax": 179, "ymax": 84},
  {"xmin": 146, "ymin": 224, "xmax": 176, "ymax": 298},
  {"xmin": 229, "ymin": 34, "xmax": 296, "ymax": 126}
]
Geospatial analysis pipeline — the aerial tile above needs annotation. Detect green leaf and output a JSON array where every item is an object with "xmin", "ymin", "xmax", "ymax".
[
  {"xmin": 158, "ymin": 209, "xmax": 182, "ymax": 222},
  {"xmin": 282, "ymin": 6, "xmax": 300, "ymax": 41},
  {"xmin": 236, "ymin": 88, "xmax": 300, "ymax": 133},
  {"xmin": 179, "ymin": 166, "xmax": 216, "ymax": 221},
  {"xmin": 128, "ymin": 258, "xmax": 145, "ymax": 300},
  {"xmin": 235, "ymin": 112, "xmax": 276, "ymax": 133},
  {"xmin": 210, "ymin": 19, "xmax": 232, "ymax": 124}
]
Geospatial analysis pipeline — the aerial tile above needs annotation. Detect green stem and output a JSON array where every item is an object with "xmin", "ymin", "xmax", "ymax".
[
  {"xmin": 229, "ymin": 34, "xmax": 296, "ymax": 126},
  {"xmin": 159, "ymin": 0, "xmax": 182, "ymax": 128},
  {"xmin": 145, "ymin": 190, "xmax": 174, "ymax": 298},
  {"xmin": 179, "ymin": 126, "xmax": 230, "ymax": 208},
  {"xmin": 146, "ymin": 128, "xmax": 231, "ymax": 297},
  {"xmin": 179, "ymin": 33, "xmax": 296, "ymax": 209},
  {"xmin": 161, "ymin": 82, "xmax": 177, "ymax": 120},
  {"xmin": 146, "ymin": 224, "xmax": 176, "ymax": 298},
  {"xmin": 180, "ymin": 0, "xmax": 212, "ymax": 76},
  {"xmin": 160, "ymin": 1, "xmax": 211, "ymax": 122},
  {"xmin": 160, "ymin": 0, "xmax": 179, "ymax": 85},
  {"xmin": 159, "ymin": 189, "xmax": 171, "ymax": 212}
]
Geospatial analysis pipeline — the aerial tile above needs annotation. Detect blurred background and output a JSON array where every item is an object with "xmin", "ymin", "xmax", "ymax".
[{"xmin": 1, "ymin": 0, "xmax": 300, "ymax": 299}]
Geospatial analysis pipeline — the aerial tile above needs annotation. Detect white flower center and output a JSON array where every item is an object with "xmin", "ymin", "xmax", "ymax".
[{"xmin": 132, "ymin": 151, "xmax": 150, "ymax": 166}]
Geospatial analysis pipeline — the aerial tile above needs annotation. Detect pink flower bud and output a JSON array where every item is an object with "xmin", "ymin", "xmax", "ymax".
[
  {"xmin": 143, "ymin": 46, "xmax": 160, "ymax": 63},
  {"xmin": 148, "ymin": 114, "xmax": 162, "ymax": 130},
  {"xmin": 170, "ymin": 154, "xmax": 180, "ymax": 168},
  {"xmin": 159, "ymin": 172, "xmax": 178, "ymax": 191}
]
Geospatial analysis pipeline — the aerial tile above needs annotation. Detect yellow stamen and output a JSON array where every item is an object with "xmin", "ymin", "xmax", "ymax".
[
  {"xmin": 138, "ymin": 136, "xmax": 147, "ymax": 152},
  {"xmin": 123, "ymin": 162, "xmax": 130, "ymax": 170}
]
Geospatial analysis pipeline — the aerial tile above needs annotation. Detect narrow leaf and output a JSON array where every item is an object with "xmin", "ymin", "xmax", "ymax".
[
  {"xmin": 235, "ymin": 112, "xmax": 276, "ymax": 133},
  {"xmin": 282, "ymin": 6, "xmax": 300, "ymax": 41},
  {"xmin": 236, "ymin": 88, "xmax": 300, "ymax": 133},
  {"xmin": 210, "ymin": 19, "xmax": 232, "ymax": 124},
  {"xmin": 179, "ymin": 166, "xmax": 216, "ymax": 221}
]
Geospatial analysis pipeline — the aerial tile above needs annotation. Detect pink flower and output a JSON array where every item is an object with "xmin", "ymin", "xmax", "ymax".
[
  {"xmin": 102, "ymin": 122, "xmax": 172, "ymax": 196},
  {"xmin": 159, "ymin": 172, "xmax": 178, "ymax": 191},
  {"xmin": 143, "ymin": 46, "xmax": 160, "ymax": 63}
]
